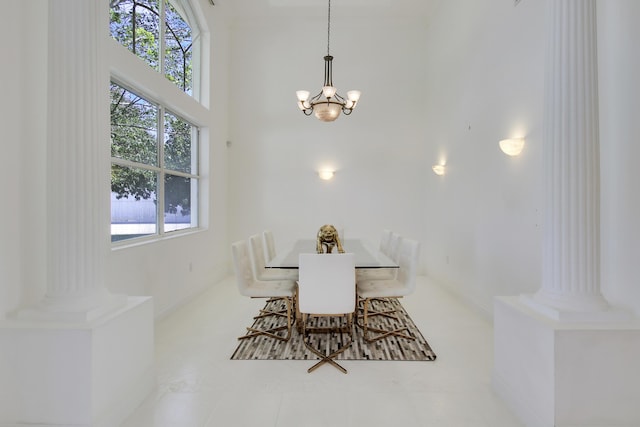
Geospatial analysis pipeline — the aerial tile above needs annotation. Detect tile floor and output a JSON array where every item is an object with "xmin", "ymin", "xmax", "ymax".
[{"xmin": 122, "ymin": 276, "xmax": 525, "ymax": 427}]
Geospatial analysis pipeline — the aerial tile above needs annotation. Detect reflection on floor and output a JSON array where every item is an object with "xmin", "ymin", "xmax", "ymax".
[{"xmin": 122, "ymin": 276, "xmax": 524, "ymax": 427}]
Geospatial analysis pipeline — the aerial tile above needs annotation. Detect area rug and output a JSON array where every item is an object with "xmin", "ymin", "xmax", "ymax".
[{"xmin": 231, "ymin": 298, "xmax": 437, "ymax": 361}]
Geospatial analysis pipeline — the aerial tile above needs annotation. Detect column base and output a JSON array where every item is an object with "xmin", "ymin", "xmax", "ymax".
[
  {"xmin": 16, "ymin": 292, "xmax": 128, "ymax": 323},
  {"xmin": 493, "ymin": 296, "xmax": 640, "ymax": 427},
  {"xmin": 0, "ymin": 297, "xmax": 154, "ymax": 427},
  {"xmin": 520, "ymin": 293, "xmax": 632, "ymax": 322}
]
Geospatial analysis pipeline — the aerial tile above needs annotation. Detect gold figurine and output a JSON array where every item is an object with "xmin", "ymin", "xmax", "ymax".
[{"xmin": 316, "ymin": 224, "xmax": 345, "ymax": 254}]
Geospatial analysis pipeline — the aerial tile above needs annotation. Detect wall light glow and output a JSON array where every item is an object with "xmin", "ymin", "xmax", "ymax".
[
  {"xmin": 318, "ymin": 170, "xmax": 335, "ymax": 180},
  {"xmin": 432, "ymin": 164, "xmax": 446, "ymax": 176},
  {"xmin": 499, "ymin": 138, "xmax": 525, "ymax": 156}
]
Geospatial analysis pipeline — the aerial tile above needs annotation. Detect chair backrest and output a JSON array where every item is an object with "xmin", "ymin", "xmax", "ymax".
[
  {"xmin": 388, "ymin": 232, "xmax": 403, "ymax": 262},
  {"xmin": 395, "ymin": 238, "xmax": 420, "ymax": 294},
  {"xmin": 379, "ymin": 229, "xmax": 392, "ymax": 253},
  {"xmin": 263, "ymin": 230, "xmax": 276, "ymax": 262},
  {"xmin": 298, "ymin": 253, "xmax": 356, "ymax": 315},
  {"xmin": 249, "ymin": 233, "xmax": 268, "ymax": 278},
  {"xmin": 231, "ymin": 240, "xmax": 254, "ymax": 297}
]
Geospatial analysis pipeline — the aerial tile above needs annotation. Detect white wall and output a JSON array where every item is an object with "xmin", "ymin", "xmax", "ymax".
[
  {"xmin": 228, "ymin": 14, "xmax": 430, "ymax": 258},
  {"xmin": 227, "ymin": 0, "xmax": 640, "ymax": 317},
  {"xmin": 227, "ymin": 1, "xmax": 547, "ymax": 316},
  {"xmin": 420, "ymin": 0, "xmax": 546, "ymax": 314},
  {"xmin": 0, "ymin": 0, "xmax": 24, "ymax": 318},
  {"xmin": 0, "ymin": 0, "xmax": 48, "ymax": 319},
  {"xmin": 421, "ymin": 0, "xmax": 640, "ymax": 316},
  {"xmin": 2, "ymin": 0, "xmax": 638, "ymax": 321},
  {"xmin": 106, "ymin": 0, "xmax": 233, "ymax": 318},
  {"xmin": 0, "ymin": 0, "xmax": 232, "ymax": 320},
  {"xmin": 598, "ymin": 0, "xmax": 640, "ymax": 314}
]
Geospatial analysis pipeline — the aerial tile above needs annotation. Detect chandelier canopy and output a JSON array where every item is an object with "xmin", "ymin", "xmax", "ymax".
[{"xmin": 296, "ymin": 0, "xmax": 361, "ymax": 122}]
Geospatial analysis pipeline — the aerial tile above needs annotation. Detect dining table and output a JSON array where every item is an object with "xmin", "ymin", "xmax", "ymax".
[
  {"xmin": 266, "ymin": 238, "xmax": 397, "ymax": 332},
  {"xmin": 266, "ymin": 238, "xmax": 398, "ymax": 270}
]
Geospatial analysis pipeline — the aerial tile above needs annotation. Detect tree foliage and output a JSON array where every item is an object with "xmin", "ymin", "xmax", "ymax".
[
  {"xmin": 110, "ymin": 0, "xmax": 193, "ymax": 92},
  {"xmin": 110, "ymin": 84, "xmax": 195, "ymax": 217},
  {"xmin": 109, "ymin": 0, "xmax": 196, "ymax": 217}
]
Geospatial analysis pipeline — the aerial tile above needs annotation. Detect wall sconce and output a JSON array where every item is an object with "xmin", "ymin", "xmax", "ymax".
[
  {"xmin": 318, "ymin": 170, "xmax": 335, "ymax": 180},
  {"xmin": 432, "ymin": 164, "xmax": 446, "ymax": 176},
  {"xmin": 499, "ymin": 138, "xmax": 525, "ymax": 156}
]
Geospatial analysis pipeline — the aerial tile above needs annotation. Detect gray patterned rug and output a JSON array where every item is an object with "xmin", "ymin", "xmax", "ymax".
[{"xmin": 231, "ymin": 298, "xmax": 437, "ymax": 361}]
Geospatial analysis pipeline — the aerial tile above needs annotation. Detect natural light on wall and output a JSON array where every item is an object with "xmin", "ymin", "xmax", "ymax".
[{"xmin": 499, "ymin": 138, "xmax": 525, "ymax": 156}]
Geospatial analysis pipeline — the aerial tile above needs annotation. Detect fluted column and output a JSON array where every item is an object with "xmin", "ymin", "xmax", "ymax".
[
  {"xmin": 534, "ymin": 0, "xmax": 609, "ymax": 313},
  {"xmin": 27, "ymin": 0, "xmax": 119, "ymax": 319}
]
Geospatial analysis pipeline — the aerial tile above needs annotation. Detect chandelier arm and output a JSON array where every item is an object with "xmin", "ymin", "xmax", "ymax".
[
  {"xmin": 332, "ymin": 92, "xmax": 346, "ymax": 103},
  {"xmin": 309, "ymin": 91, "xmax": 324, "ymax": 103}
]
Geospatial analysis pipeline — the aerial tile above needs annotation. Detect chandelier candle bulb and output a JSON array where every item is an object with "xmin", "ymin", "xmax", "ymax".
[
  {"xmin": 322, "ymin": 86, "xmax": 337, "ymax": 98},
  {"xmin": 347, "ymin": 90, "xmax": 361, "ymax": 102},
  {"xmin": 296, "ymin": 90, "xmax": 310, "ymax": 102}
]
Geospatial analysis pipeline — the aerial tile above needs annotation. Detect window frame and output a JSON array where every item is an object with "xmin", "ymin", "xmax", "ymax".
[
  {"xmin": 108, "ymin": 0, "xmax": 209, "ymax": 247},
  {"xmin": 110, "ymin": 79, "xmax": 201, "ymax": 244}
]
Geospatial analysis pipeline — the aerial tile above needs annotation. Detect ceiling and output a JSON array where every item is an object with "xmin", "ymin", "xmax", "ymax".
[{"xmin": 222, "ymin": 0, "xmax": 443, "ymax": 20}]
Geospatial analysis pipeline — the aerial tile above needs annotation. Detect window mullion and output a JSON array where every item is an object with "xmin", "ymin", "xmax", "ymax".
[
  {"xmin": 158, "ymin": 106, "xmax": 165, "ymax": 236},
  {"xmin": 111, "ymin": 157, "xmax": 162, "ymax": 173},
  {"xmin": 159, "ymin": 0, "xmax": 166, "ymax": 77}
]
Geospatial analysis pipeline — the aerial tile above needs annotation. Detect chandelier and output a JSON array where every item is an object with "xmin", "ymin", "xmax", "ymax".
[{"xmin": 296, "ymin": 0, "xmax": 361, "ymax": 122}]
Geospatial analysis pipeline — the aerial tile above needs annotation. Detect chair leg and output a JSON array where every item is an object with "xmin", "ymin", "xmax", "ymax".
[
  {"xmin": 356, "ymin": 297, "xmax": 399, "ymax": 321},
  {"xmin": 238, "ymin": 296, "xmax": 292, "ymax": 341},
  {"xmin": 254, "ymin": 296, "xmax": 291, "ymax": 320},
  {"xmin": 359, "ymin": 298, "xmax": 415, "ymax": 343},
  {"xmin": 302, "ymin": 313, "xmax": 352, "ymax": 374}
]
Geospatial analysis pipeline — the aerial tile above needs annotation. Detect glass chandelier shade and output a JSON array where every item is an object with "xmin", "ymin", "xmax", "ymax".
[{"xmin": 296, "ymin": 0, "xmax": 361, "ymax": 122}]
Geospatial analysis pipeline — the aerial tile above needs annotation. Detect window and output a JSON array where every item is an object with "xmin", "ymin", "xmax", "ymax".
[
  {"xmin": 109, "ymin": 0, "xmax": 204, "ymax": 243},
  {"xmin": 110, "ymin": 0, "xmax": 197, "ymax": 95},
  {"xmin": 110, "ymin": 82, "xmax": 199, "ymax": 242}
]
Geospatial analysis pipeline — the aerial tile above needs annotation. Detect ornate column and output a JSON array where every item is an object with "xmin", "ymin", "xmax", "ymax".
[
  {"xmin": 22, "ymin": 0, "xmax": 121, "ymax": 320},
  {"xmin": 533, "ymin": 0, "xmax": 609, "ymax": 314}
]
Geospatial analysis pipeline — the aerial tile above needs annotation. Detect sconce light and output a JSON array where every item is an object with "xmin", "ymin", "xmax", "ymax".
[
  {"xmin": 318, "ymin": 170, "xmax": 335, "ymax": 180},
  {"xmin": 432, "ymin": 164, "xmax": 446, "ymax": 176},
  {"xmin": 499, "ymin": 138, "xmax": 525, "ymax": 156}
]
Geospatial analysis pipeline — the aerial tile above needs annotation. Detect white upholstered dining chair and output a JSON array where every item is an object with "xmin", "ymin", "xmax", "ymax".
[
  {"xmin": 379, "ymin": 229, "xmax": 392, "ymax": 254},
  {"xmin": 356, "ymin": 238, "xmax": 420, "ymax": 343},
  {"xmin": 262, "ymin": 230, "xmax": 277, "ymax": 262},
  {"xmin": 231, "ymin": 240, "xmax": 296, "ymax": 341},
  {"xmin": 356, "ymin": 229, "xmax": 398, "ymax": 282},
  {"xmin": 297, "ymin": 253, "xmax": 356, "ymax": 374},
  {"xmin": 388, "ymin": 231, "xmax": 403, "ymax": 262},
  {"xmin": 249, "ymin": 233, "xmax": 298, "ymax": 281}
]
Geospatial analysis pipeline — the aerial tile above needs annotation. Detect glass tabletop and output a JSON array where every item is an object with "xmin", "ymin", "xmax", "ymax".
[{"xmin": 266, "ymin": 239, "xmax": 398, "ymax": 269}]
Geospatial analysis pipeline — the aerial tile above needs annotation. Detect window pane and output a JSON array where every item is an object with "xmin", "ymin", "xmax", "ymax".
[
  {"xmin": 165, "ymin": 1, "xmax": 193, "ymax": 94},
  {"xmin": 164, "ymin": 111, "xmax": 196, "ymax": 174},
  {"xmin": 164, "ymin": 174, "xmax": 195, "ymax": 233},
  {"xmin": 110, "ymin": 0, "xmax": 160, "ymax": 71},
  {"xmin": 111, "ymin": 83, "xmax": 159, "ymax": 166},
  {"xmin": 111, "ymin": 164, "xmax": 158, "ymax": 242}
]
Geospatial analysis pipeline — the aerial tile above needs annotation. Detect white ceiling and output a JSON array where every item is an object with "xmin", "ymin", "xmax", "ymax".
[{"xmin": 222, "ymin": 0, "xmax": 443, "ymax": 20}]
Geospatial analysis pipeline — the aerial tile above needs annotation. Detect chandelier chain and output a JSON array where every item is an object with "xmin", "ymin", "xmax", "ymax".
[{"xmin": 327, "ymin": 0, "xmax": 331, "ymax": 56}]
